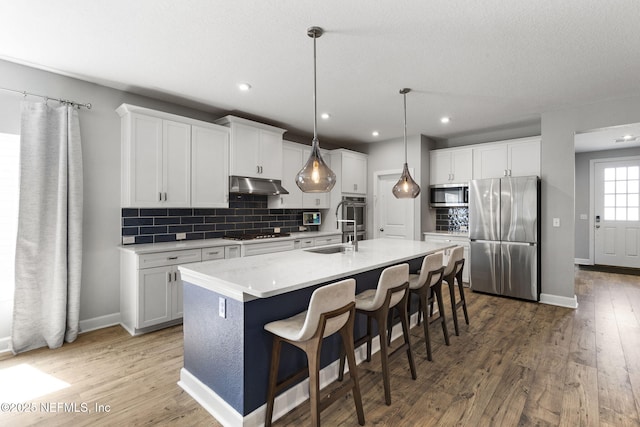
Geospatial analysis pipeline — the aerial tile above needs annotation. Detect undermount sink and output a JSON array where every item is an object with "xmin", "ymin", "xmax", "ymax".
[{"xmin": 305, "ymin": 245, "xmax": 351, "ymax": 254}]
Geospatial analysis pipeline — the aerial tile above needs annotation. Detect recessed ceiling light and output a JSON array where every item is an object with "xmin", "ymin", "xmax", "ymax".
[
  {"xmin": 614, "ymin": 135, "xmax": 638, "ymax": 143},
  {"xmin": 372, "ymin": 131, "xmax": 379, "ymax": 137},
  {"xmin": 238, "ymin": 83, "xmax": 251, "ymax": 91},
  {"xmin": 321, "ymin": 113, "xmax": 330, "ymax": 120},
  {"xmin": 623, "ymin": 134, "xmax": 633, "ymax": 140},
  {"xmin": 440, "ymin": 117, "xmax": 451, "ymax": 124}
]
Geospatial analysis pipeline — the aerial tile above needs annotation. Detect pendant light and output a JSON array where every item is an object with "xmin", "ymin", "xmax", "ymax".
[
  {"xmin": 295, "ymin": 26, "xmax": 336, "ymax": 193},
  {"xmin": 392, "ymin": 88, "xmax": 421, "ymax": 199}
]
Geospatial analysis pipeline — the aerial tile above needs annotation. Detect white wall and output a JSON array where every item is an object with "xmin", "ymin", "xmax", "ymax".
[{"xmin": 0, "ymin": 59, "xmax": 223, "ymax": 338}]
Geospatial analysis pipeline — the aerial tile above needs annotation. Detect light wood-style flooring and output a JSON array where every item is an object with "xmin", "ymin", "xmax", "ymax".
[{"xmin": 1, "ymin": 267, "xmax": 639, "ymax": 426}]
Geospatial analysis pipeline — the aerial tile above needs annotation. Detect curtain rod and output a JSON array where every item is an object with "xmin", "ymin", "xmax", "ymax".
[{"xmin": 0, "ymin": 86, "xmax": 92, "ymax": 109}]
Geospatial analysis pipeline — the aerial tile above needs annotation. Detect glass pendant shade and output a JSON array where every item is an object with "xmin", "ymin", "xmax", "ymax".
[
  {"xmin": 393, "ymin": 163, "xmax": 421, "ymax": 198},
  {"xmin": 393, "ymin": 88, "xmax": 421, "ymax": 199},
  {"xmin": 296, "ymin": 138, "xmax": 336, "ymax": 192}
]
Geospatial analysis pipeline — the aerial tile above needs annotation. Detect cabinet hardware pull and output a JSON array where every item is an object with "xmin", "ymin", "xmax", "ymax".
[
  {"xmin": 207, "ymin": 251, "xmax": 219, "ymax": 255},
  {"xmin": 257, "ymin": 165, "xmax": 260, "ymax": 173},
  {"xmin": 167, "ymin": 256, "xmax": 178, "ymax": 260},
  {"xmin": 164, "ymin": 192, "xmax": 167, "ymax": 201},
  {"xmin": 159, "ymin": 192, "xmax": 162, "ymax": 201},
  {"xmin": 167, "ymin": 272, "xmax": 172, "ymax": 282},
  {"xmin": 174, "ymin": 272, "xmax": 178, "ymax": 281}
]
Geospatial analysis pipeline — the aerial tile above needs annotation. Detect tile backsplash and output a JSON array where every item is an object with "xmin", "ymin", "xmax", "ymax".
[
  {"xmin": 435, "ymin": 207, "xmax": 469, "ymax": 232},
  {"xmin": 122, "ymin": 194, "xmax": 309, "ymax": 244}
]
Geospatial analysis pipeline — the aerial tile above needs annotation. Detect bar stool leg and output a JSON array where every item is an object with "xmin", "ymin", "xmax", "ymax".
[
  {"xmin": 457, "ymin": 270, "xmax": 470, "ymax": 325},
  {"xmin": 366, "ymin": 316, "xmax": 373, "ymax": 362},
  {"xmin": 448, "ymin": 279, "xmax": 460, "ymax": 336},
  {"xmin": 339, "ymin": 324, "xmax": 365, "ymax": 425},
  {"xmin": 434, "ymin": 283, "xmax": 450, "ymax": 346},
  {"xmin": 419, "ymin": 292, "xmax": 433, "ymax": 361},
  {"xmin": 265, "ymin": 336, "xmax": 282, "ymax": 427},
  {"xmin": 304, "ymin": 338, "xmax": 322, "ymax": 427},
  {"xmin": 375, "ymin": 310, "xmax": 393, "ymax": 406},
  {"xmin": 399, "ymin": 293, "xmax": 417, "ymax": 380}
]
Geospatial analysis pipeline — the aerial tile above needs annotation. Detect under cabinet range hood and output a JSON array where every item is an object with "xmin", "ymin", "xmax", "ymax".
[{"xmin": 229, "ymin": 176, "xmax": 289, "ymax": 196}]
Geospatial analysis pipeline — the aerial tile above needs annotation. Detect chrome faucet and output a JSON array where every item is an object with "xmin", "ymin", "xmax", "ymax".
[{"xmin": 335, "ymin": 201, "xmax": 358, "ymax": 252}]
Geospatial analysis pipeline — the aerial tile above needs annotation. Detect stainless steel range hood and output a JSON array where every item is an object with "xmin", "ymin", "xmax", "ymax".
[{"xmin": 229, "ymin": 176, "xmax": 289, "ymax": 196}]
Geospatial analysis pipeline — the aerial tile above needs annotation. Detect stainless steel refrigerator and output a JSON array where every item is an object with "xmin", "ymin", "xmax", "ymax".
[{"xmin": 469, "ymin": 176, "xmax": 540, "ymax": 301}]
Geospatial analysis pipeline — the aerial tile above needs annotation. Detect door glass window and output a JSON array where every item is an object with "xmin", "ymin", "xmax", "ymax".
[{"xmin": 604, "ymin": 166, "xmax": 640, "ymax": 221}]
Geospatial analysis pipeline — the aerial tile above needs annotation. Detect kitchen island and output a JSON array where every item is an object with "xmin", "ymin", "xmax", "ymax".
[{"xmin": 178, "ymin": 238, "xmax": 454, "ymax": 426}]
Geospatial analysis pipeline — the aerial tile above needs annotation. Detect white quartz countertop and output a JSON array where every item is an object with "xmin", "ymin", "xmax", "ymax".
[
  {"xmin": 119, "ymin": 231, "xmax": 342, "ymax": 254},
  {"xmin": 179, "ymin": 238, "xmax": 455, "ymax": 301},
  {"xmin": 423, "ymin": 231, "xmax": 470, "ymax": 238}
]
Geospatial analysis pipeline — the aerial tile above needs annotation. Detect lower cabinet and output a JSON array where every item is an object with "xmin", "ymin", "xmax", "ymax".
[{"xmin": 120, "ymin": 245, "xmax": 239, "ymax": 335}]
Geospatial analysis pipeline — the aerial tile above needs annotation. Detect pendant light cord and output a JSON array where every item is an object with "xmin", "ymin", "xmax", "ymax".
[
  {"xmin": 403, "ymin": 91, "xmax": 407, "ymax": 163},
  {"xmin": 312, "ymin": 32, "xmax": 318, "ymax": 142}
]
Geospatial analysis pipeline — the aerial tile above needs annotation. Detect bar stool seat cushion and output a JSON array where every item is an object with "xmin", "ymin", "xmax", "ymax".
[
  {"xmin": 264, "ymin": 279, "xmax": 355, "ymax": 342},
  {"xmin": 444, "ymin": 246, "xmax": 464, "ymax": 277},
  {"xmin": 355, "ymin": 264, "xmax": 408, "ymax": 311}
]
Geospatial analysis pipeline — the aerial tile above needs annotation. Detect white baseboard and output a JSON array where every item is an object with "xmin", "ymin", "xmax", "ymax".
[
  {"xmin": 574, "ymin": 258, "xmax": 593, "ymax": 265},
  {"xmin": 540, "ymin": 293, "xmax": 578, "ymax": 309},
  {"xmin": 179, "ymin": 312, "xmax": 421, "ymax": 426},
  {"xmin": 0, "ymin": 312, "xmax": 122, "ymax": 355},
  {"xmin": 79, "ymin": 312, "xmax": 121, "ymax": 334}
]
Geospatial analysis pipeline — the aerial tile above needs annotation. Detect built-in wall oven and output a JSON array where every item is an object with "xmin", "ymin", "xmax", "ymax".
[{"xmin": 340, "ymin": 196, "xmax": 366, "ymax": 243}]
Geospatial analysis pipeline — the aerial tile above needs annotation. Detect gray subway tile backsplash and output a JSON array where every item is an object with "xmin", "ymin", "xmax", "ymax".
[{"xmin": 122, "ymin": 194, "xmax": 308, "ymax": 244}]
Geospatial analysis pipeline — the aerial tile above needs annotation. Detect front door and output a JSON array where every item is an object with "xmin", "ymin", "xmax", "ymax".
[
  {"xmin": 374, "ymin": 171, "xmax": 414, "ymax": 239},
  {"xmin": 594, "ymin": 159, "xmax": 640, "ymax": 268}
]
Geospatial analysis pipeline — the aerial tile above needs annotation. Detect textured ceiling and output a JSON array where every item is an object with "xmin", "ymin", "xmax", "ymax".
[{"xmin": 1, "ymin": 1, "xmax": 639, "ymax": 148}]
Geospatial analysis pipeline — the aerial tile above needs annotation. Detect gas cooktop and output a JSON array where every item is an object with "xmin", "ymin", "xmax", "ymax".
[{"xmin": 222, "ymin": 232, "xmax": 291, "ymax": 241}]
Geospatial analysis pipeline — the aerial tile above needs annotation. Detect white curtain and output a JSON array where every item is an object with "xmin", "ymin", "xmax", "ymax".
[{"xmin": 11, "ymin": 101, "xmax": 83, "ymax": 354}]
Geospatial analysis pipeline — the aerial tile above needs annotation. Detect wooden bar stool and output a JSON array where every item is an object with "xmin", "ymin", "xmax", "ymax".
[
  {"xmin": 408, "ymin": 252, "xmax": 450, "ymax": 361},
  {"xmin": 443, "ymin": 246, "xmax": 469, "ymax": 336},
  {"xmin": 339, "ymin": 263, "xmax": 416, "ymax": 406},
  {"xmin": 264, "ymin": 279, "xmax": 365, "ymax": 427}
]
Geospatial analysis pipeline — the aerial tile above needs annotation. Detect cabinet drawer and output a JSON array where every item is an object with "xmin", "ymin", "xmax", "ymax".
[
  {"xmin": 299, "ymin": 238, "xmax": 315, "ymax": 248},
  {"xmin": 139, "ymin": 249, "xmax": 202, "ymax": 269},
  {"xmin": 202, "ymin": 247, "xmax": 226, "ymax": 261},
  {"xmin": 314, "ymin": 236, "xmax": 342, "ymax": 246},
  {"xmin": 242, "ymin": 240, "xmax": 296, "ymax": 257}
]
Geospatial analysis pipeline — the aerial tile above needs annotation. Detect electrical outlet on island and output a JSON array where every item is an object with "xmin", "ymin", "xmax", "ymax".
[{"xmin": 176, "ymin": 232, "xmax": 187, "ymax": 240}]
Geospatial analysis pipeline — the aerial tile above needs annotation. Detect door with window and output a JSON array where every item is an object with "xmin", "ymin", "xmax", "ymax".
[{"xmin": 594, "ymin": 159, "xmax": 640, "ymax": 267}]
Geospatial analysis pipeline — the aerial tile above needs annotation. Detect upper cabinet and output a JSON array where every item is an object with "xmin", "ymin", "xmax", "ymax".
[
  {"xmin": 214, "ymin": 115, "xmax": 286, "ymax": 180},
  {"xmin": 268, "ymin": 141, "xmax": 330, "ymax": 209},
  {"xmin": 331, "ymin": 149, "xmax": 368, "ymax": 195},
  {"xmin": 117, "ymin": 104, "xmax": 230, "ymax": 208},
  {"xmin": 430, "ymin": 148, "xmax": 473, "ymax": 185},
  {"xmin": 472, "ymin": 136, "xmax": 540, "ymax": 179}
]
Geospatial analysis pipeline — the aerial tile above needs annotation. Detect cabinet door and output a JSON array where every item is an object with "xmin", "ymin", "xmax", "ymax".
[
  {"xmin": 341, "ymin": 152, "xmax": 367, "ymax": 194},
  {"xmin": 172, "ymin": 267, "xmax": 184, "ymax": 320},
  {"xmin": 302, "ymin": 147, "xmax": 331, "ymax": 208},
  {"xmin": 508, "ymin": 140, "xmax": 540, "ymax": 177},
  {"xmin": 230, "ymin": 123, "xmax": 261, "ymax": 177},
  {"xmin": 473, "ymin": 144, "xmax": 508, "ymax": 179},
  {"xmin": 451, "ymin": 149, "xmax": 473, "ymax": 183},
  {"xmin": 259, "ymin": 130, "xmax": 283, "ymax": 180},
  {"xmin": 430, "ymin": 150, "xmax": 452, "ymax": 185},
  {"xmin": 129, "ymin": 114, "xmax": 163, "ymax": 206},
  {"xmin": 192, "ymin": 125, "xmax": 229, "ymax": 207},
  {"xmin": 270, "ymin": 143, "xmax": 303, "ymax": 208},
  {"xmin": 138, "ymin": 266, "xmax": 172, "ymax": 328},
  {"xmin": 163, "ymin": 120, "xmax": 191, "ymax": 207}
]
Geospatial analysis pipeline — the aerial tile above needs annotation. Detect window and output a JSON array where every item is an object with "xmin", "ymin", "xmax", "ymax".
[{"xmin": 603, "ymin": 166, "xmax": 640, "ymax": 221}]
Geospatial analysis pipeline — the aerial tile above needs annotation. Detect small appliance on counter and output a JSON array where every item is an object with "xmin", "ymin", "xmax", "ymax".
[{"xmin": 302, "ymin": 212, "xmax": 321, "ymax": 226}]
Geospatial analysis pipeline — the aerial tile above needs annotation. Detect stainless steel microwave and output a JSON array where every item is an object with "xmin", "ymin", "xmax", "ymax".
[{"xmin": 429, "ymin": 184, "xmax": 469, "ymax": 207}]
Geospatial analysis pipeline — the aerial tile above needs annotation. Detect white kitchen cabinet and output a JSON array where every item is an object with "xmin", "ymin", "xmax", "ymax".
[
  {"xmin": 191, "ymin": 124, "xmax": 230, "ymax": 208},
  {"xmin": 430, "ymin": 148, "xmax": 473, "ymax": 185},
  {"xmin": 329, "ymin": 149, "xmax": 367, "ymax": 195},
  {"xmin": 215, "ymin": 115, "xmax": 286, "ymax": 180},
  {"xmin": 293, "ymin": 233, "xmax": 342, "ymax": 249},
  {"xmin": 473, "ymin": 137, "xmax": 540, "ymax": 179},
  {"xmin": 118, "ymin": 104, "xmax": 230, "ymax": 208},
  {"xmin": 422, "ymin": 233, "xmax": 470, "ymax": 284},
  {"xmin": 120, "ymin": 245, "xmax": 238, "ymax": 335}
]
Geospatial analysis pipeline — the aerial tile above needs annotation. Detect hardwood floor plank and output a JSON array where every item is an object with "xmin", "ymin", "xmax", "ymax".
[{"xmin": 559, "ymin": 361, "xmax": 599, "ymax": 427}]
